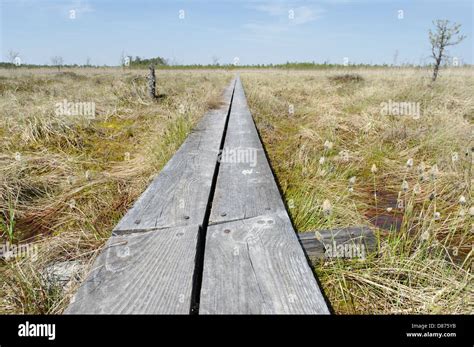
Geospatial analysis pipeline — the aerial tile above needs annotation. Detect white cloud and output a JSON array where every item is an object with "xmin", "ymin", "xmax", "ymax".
[
  {"xmin": 251, "ymin": 3, "xmax": 324, "ymax": 23},
  {"xmin": 291, "ymin": 6, "xmax": 325, "ymax": 24},
  {"xmin": 65, "ymin": 0, "xmax": 94, "ymax": 18},
  {"xmin": 243, "ymin": 2, "xmax": 325, "ymax": 39}
]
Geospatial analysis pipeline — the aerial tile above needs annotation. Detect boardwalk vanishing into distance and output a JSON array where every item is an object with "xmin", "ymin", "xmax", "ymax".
[{"xmin": 66, "ymin": 76, "xmax": 330, "ymax": 314}]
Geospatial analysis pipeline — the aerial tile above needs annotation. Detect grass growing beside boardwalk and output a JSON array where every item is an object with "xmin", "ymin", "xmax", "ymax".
[
  {"xmin": 0, "ymin": 68, "xmax": 232, "ymax": 313},
  {"xmin": 242, "ymin": 68, "xmax": 473, "ymax": 314}
]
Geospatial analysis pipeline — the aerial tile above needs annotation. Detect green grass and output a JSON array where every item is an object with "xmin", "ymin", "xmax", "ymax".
[
  {"xmin": 0, "ymin": 193, "xmax": 17, "ymax": 242},
  {"xmin": 0, "ymin": 67, "xmax": 232, "ymax": 313},
  {"xmin": 242, "ymin": 68, "xmax": 473, "ymax": 314}
]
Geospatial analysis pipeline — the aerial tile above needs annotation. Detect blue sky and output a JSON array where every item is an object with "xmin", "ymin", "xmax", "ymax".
[{"xmin": 1, "ymin": 0, "xmax": 472, "ymax": 66}]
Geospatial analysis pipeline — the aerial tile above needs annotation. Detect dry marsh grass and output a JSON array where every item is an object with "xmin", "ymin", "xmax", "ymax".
[
  {"xmin": 241, "ymin": 67, "xmax": 473, "ymax": 314},
  {"xmin": 1, "ymin": 66, "xmax": 472, "ymax": 315},
  {"xmin": 0, "ymin": 67, "xmax": 232, "ymax": 313}
]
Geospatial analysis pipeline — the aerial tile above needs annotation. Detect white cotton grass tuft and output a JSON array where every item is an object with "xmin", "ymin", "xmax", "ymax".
[
  {"xmin": 349, "ymin": 176, "xmax": 356, "ymax": 185},
  {"xmin": 69, "ymin": 199, "xmax": 76, "ymax": 209},
  {"xmin": 430, "ymin": 164, "xmax": 439, "ymax": 181},
  {"xmin": 421, "ymin": 230, "xmax": 430, "ymax": 241},
  {"xmin": 319, "ymin": 156, "xmax": 325, "ymax": 165},
  {"xmin": 469, "ymin": 206, "xmax": 474, "ymax": 217},
  {"xmin": 67, "ymin": 176, "xmax": 74, "ymax": 185},
  {"xmin": 406, "ymin": 158, "xmax": 414, "ymax": 168},
  {"xmin": 401, "ymin": 180, "xmax": 409, "ymax": 192},
  {"xmin": 324, "ymin": 140, "xmax": 333, "ymax": 151},
  {"xmin": 417, "ymin": 161, "xmax": 426, "ymax": 174},
  {"xmin": 451, "ymin": 152, "xmax": 459, "ymax": 162},
  {"xmin": 314, "ymin": 230, "xmax": 322, "ymax": 241},
  {"xmin": 322, "ymin": 199, "xmax": 332, "ymax": 216},
  {"xmin": 339, "ymin": 150, "xmax": 349, "ymax": 162},
  {"xmin": 413, "ymin": 183, "xmax": 421, "ymax": 195},
  {"xmin": 371, "ymin": 164, "xmax": 378, "ymax": 174},
  {"xmin": 434, "ymin": 211, "xmax": 441, "ymax": 220},
  {"xmin": 459, "ymin": 195, "xmax": 466, "ymax": 205}
]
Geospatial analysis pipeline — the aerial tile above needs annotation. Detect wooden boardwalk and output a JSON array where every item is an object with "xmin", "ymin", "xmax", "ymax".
[{"xmin": 66, "ymin": 76, "xmax": 330, "ymax": 314}]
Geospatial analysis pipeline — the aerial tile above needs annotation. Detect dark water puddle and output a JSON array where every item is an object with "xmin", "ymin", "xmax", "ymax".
[
  {"xmin": 364, "ymin": 190, "xmax": 403, "ymax": 232},
  {"xmin": 363, "ymin": 190, "xmax": 471, "ymax": 267},
  {"xmin": 367, "ymin": 213, "xmax": 403, "ymax": 232}
]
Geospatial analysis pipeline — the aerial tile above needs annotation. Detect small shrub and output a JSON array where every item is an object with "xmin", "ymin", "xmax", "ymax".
[{"xmin": 328, "ymin": 73, "xmax": 365, "ymax": 84}]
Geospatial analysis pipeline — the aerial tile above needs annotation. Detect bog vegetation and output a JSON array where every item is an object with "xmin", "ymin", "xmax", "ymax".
[
  {"xmin": 0, "ymin": 66, "xmax": 472, "ymax": 314},
  {"xmin": 0, "ymin": 68, "xmax": 232, "ymax": 313},
  {"xmin": 242, "ymin": 67, "xmax": 473, "ymax": 314}
]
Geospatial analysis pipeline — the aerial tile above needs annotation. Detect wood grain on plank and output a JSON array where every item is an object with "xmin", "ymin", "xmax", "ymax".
[
  {"xmin": 210, "ymin": 78, "xmax": 285, "ymax": 224},
  {"xmin": 210, "ymin": 150, "xmax": 286, "ymax": 223},
  {"xmin": 114, "ymin": 79, "xmax": 235, "ymax": 233},
  {"xmin": 200, "ymin": 211, "xmax": 330, "ymax": 314},
  {"xmin": 66, "ymin": 78, "xmax": 235, "ymax": 314},
  {"xmin": 202, "ymin": 77, "xmax": 329, "ymax": 314},
  {"xmin": 65, "ymin": 225, "xmax": 199, "ymax": 314},
  {"xmin": 114, "ymin": 148, "xmax": 217, "ymax": 233}
]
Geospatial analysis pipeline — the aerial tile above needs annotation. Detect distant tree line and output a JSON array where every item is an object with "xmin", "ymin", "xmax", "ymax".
[
  {"xmin": 1, "ymin": 20, "xmax": 467, "ymax": 78},
  {"xmin": 125, "ymin": 56, "xmax": 168, "ymax": 68},
  {"xmin": 0, "ymin": 60, "xmax": 471, "ymax": 70}
]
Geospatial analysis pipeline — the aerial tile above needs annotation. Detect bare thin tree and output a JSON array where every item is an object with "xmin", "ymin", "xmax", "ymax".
[
  {"xmin": 120, "ymin": 51, "xmax": 131, "ymax": 68},
  {"xmin": 429, "ymin": 20, "xmax": 466, "ymax": 82},
  {"xmin": 7, "ymin": 50, "xmax": 20, "ymax": 66},
  {"xmin": 51, "ymin": 56, "xmax": 64, "ymax": 72},
  {"xmin": 392, "ymin": 50, "xmax": 399, "ymax": 67}
]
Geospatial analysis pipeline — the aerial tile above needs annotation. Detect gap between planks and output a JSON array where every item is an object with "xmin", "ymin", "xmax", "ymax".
[
  {"xmin": 66, "ymin": 76, "xmax": 331, "ymax": 315},
  {"xmin": 65, "ymin": 77, "xmax": 237, "ymax": 314},
  {"xmin": 199, "ymin": 77, "xmax": 330, "ymax": 314}
]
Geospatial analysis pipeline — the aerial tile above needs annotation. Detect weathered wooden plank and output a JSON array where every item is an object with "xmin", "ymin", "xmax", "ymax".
[
  {"xmin": 200, "ymin": 211, "xmax": 330, "ymax": 314},
  {"xmin": 210, "ymin": 150, "xmax": 286, "ymax": 224},
  {"xmin": 209, "ymin": 78, "xmax": 285, "ymax": 224},
  {"xmin": 65, "ymin": 225, "xmax": 199, "ymax": 314},
  {"xmin": 114, "ymin": 79, "xmax": 235, "ymax": 233},
  {"xmin": 297, "ymin": 232, "xmax": 325, "ymax": 258},
  {"xmin": 216, "ymin": 79, "xmax": 263, "ymax": 149},
  {"xmin": 297, "ymin": 226, "xmax": 377, "ymax": 259},
  {"xmin": 114, "ymin": 148, "xmax": 216, "ymax": 233},
  {"xmin": 66, "ymin": 78, "xmax": 236, "ymax": 314},
  {"xmin": 201, "ymin": 77, "xmax": 329, "ymax": 314}
]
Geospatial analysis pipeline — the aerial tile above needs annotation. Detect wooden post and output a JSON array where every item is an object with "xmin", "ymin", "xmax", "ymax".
[
  {"xmin": 297, "ymin": 226, "xmax": 377, "ymax": 259},
  {"xmin": 148, "ymin": 64, "xmax": 156, "ymax": 99}
]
